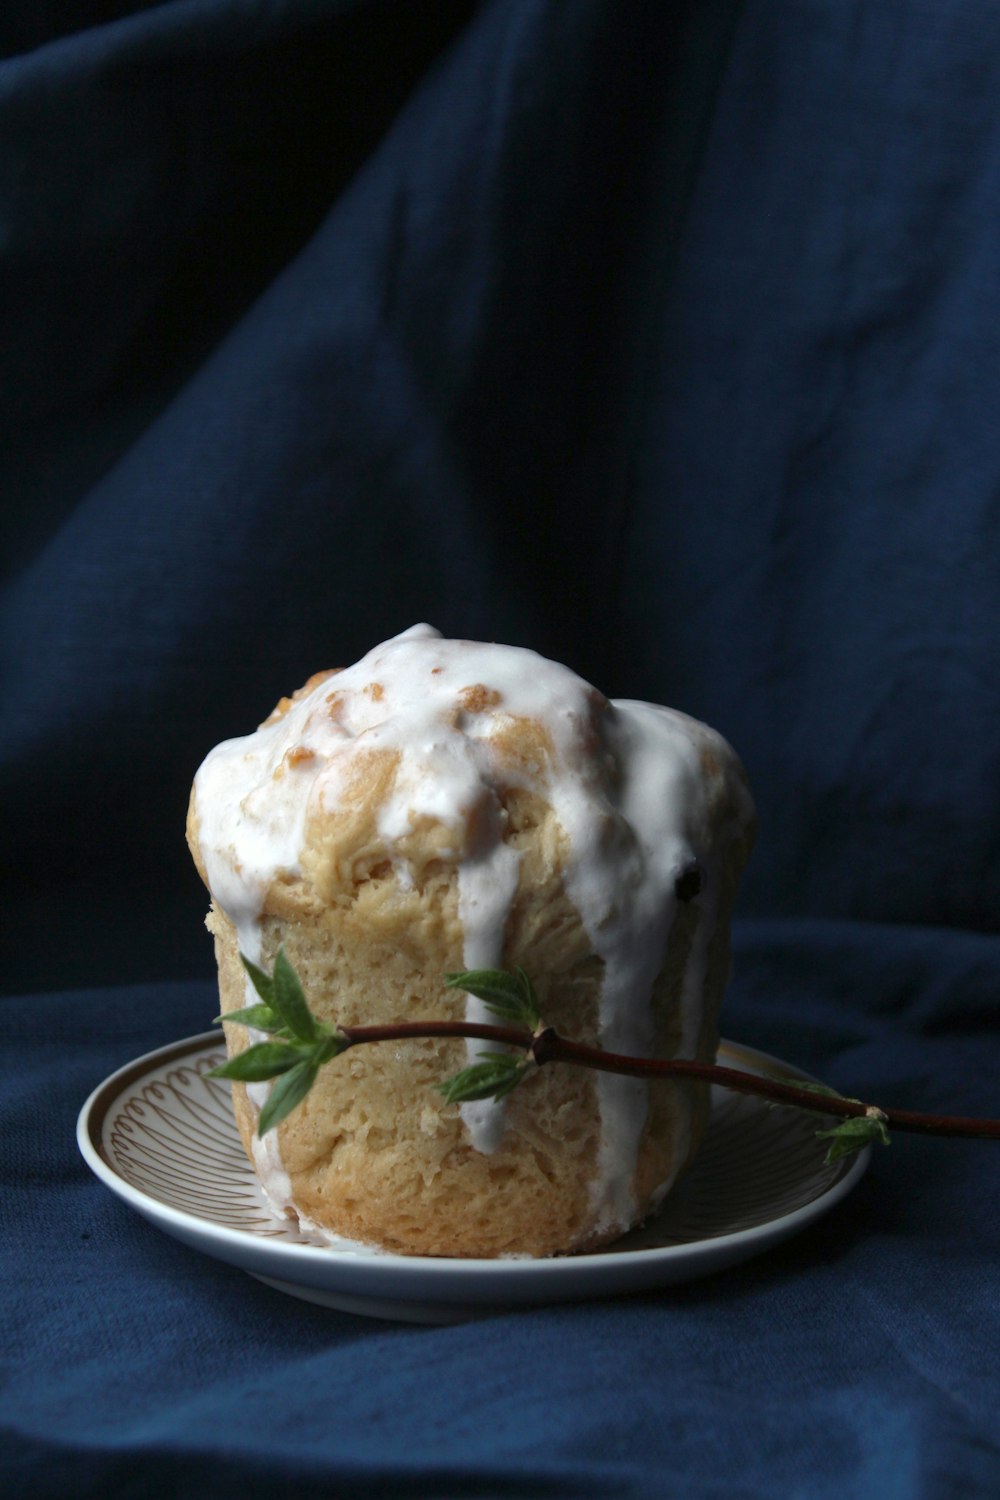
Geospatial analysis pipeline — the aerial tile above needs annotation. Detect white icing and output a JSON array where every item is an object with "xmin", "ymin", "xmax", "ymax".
[
  {"xmin": 456, "ymin": 837, "xmax": 521, "ymax": 1154},
  {"xmin": 192, "ymin": 625, "xmax": 753, "ymax": 1239},
  {"xmin": 246, "ymin": 1079, "xmax": 294, "ymax": 1212}
]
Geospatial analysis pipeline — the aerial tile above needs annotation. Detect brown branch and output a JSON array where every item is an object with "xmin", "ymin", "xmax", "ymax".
[{"xmin": 334, "ymin": 1019, "xmax": 1000, "ymax": 1142}]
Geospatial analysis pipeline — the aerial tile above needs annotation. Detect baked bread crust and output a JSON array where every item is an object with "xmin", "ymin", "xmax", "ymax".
[{"xmin": 187, "ymin": 628, "xmax": 754, "ymax": 1257}]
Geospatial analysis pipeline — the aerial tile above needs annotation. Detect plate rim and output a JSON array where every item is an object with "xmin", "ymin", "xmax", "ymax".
[{"xmin": 77, "ymin": 1030, "xmax": 870, "ymax": 1289}]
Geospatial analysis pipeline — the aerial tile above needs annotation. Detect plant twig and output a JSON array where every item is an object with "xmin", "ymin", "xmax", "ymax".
[
  {"xmin": 209, "ymin": 953, "xmax": 1000, "ymax": 1158},
  {"xmin": 333, "ymin": 1019, "xmax": 1000, "ymax": 1142}
]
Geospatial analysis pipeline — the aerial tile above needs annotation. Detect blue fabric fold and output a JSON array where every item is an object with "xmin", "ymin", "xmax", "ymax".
[
  {"xmin": 3, "ymin": 0, "xmax": 1000, "ymax": 1493},
  {"xmin": 4, "ymin": 924, "xmax": 1000, "ymax": 1497}
]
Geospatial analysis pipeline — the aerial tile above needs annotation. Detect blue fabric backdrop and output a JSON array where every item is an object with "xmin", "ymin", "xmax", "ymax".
[{"xmin": 3, "ymin": 2, "xmax": 999, "ymax": 1495}]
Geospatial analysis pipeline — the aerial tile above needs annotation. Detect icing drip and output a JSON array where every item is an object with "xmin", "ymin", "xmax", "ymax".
[
  {"xmin": 192, "ymin": 625, "xmax": 752, "ymax": 1236},
  {"xmin": 456, "ymin": 838, "xmax": 521, "ymax": 1154}
]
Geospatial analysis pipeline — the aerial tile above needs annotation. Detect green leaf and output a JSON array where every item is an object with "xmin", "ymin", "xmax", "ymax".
[
  {"xmin": 437, "ymin": 1051, "xmax": 531, "ymax": 1105},
  {"xmin": 790, "ymin": 1079, "xmax": 846, "ymax": 1100},
  {"xmin": 215, "ymin": 1003, "xmax": 282, "ymax": 1032},
  {"xmin": 207, "ymin": 1041, "xmax": 311, "ymax": 1082},
  {"xmin": 511, "ymin": 966, "xmax": 540, "ymax": 1027},
  {"xmin": 215, "ymin": 952, "xmax": 343, "ymax": 1133},
  {"xmin": 765, "ymin": 1076, "xmax": 856, "ymax": 1114},
  {"xmin": 443, "ymin": 967, "xmax": 540, "ymax": 1029},
  {"xmin": 314, "ymin": 1033, "xmax": 346, "ymax": 1066},
  {"xmin": 270, "ymin": 946, "xmax": 323, "ymax": 1043},
  {"xmin": 240, "ymin": 954, "xmax": 275, "ymax": 1006},
  {"xmin": 258, "ymin": 1058, "xmax": 319, "ymax": 1135},
  {"xmin": 816, "ymin": 1114, "xmax": 892, "ymax": 1164}
]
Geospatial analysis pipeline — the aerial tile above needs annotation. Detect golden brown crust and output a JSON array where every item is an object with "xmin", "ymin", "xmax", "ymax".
[
  {"xmin": 261, "ymin": 668, "xmax": 341, "ymax": 727},
  {"xmin": 194, "ymin": 661, "xmax": 754, "ymax": 1257}
]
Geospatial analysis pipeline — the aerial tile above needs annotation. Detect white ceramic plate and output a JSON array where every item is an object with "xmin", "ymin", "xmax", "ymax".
[{"xmin": 78, "ymin": 1034, "xmax": 869, "ymax": 1322}]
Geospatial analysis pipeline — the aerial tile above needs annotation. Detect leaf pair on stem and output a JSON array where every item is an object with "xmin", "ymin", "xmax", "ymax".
[
  {"xmin": 207, "ymin": 949, "xmax": 344, "ymax": 1135},
  {"xmin": 436, "ymin": 967, "xmax": 540, "ymax": 1104}
]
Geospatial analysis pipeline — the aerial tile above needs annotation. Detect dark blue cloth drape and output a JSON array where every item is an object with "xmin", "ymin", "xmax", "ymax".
[{"xmin": 3, "ymin": 2, "xmax": 999, "ymax": 1495}]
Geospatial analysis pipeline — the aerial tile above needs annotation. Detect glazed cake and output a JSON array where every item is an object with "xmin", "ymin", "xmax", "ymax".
[{"xmin": 186, "ymin": 625, "xmax": 755, "ymax": 1257}]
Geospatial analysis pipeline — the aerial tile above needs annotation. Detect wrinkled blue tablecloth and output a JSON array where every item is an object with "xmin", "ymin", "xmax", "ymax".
[
  {"xmin": 5, "ymin": 922, "xmax": 1000, "ymax": 1498},
  {"xmin": 3, "ymin": 2, "xmax": 1000, "ymax": 1494}
]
